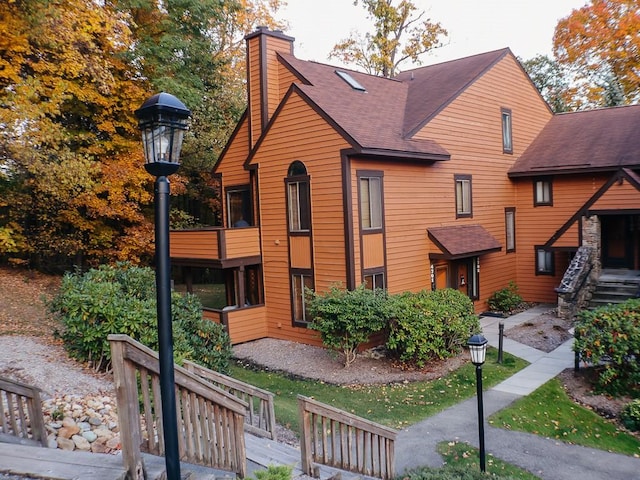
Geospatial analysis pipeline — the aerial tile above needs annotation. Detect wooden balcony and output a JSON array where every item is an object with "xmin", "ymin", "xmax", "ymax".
[{"xmin": 170, "ymin": 227, "xmax": 261, "ymax": 268}]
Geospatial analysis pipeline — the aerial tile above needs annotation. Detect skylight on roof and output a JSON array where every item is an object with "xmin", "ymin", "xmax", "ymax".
[{"xmin": 335, "ymin": 70, "xmax": 366, "ymax": 92}]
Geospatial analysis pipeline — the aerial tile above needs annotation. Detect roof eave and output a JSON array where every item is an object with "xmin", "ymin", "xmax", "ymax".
[
  {"xmin": 508, "ymin": 164, "xmax": 640, "ymax": 178},
  {"xmin": 353, "ymin": 147, "xmax": 450, "ymax": 162}
]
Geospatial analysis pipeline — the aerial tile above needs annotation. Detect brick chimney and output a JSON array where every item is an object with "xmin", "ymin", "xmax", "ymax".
[{"xmin": 245, "ymin": 27, "xmax": 294, "ymax": 148}]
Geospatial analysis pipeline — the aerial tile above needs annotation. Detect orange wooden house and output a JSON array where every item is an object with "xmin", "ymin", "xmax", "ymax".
[{"xmin": 170, "ymin": 27, "xmax": 640, "ymax": 345}]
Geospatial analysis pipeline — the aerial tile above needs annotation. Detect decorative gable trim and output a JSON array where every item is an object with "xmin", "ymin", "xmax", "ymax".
[{"xmin": 543, "ymin": 168, "xmax": 640, "ymax": 249}]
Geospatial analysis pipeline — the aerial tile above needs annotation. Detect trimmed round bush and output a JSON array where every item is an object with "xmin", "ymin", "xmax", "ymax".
[{"xmin": 386, "ymin": 288, "xmax": 480, "ymax": 367}]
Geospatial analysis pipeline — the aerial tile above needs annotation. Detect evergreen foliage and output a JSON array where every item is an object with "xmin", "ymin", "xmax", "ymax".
[{"xmin": 48, "ymin": 262, "xmax": 232, "ymax": 373}]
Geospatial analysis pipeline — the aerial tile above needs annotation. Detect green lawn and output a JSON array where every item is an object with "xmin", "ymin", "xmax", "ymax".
[
  {"xmin": 432, "ymin": 441, "xmax": 542, "ymax": 479},
  {"xmin": 231, "ymin": 348, "xmax": 527, "ymax": 432},
  {"xmin": 489, "ymin": 378, "xmax": 640, "ymax": 457}
]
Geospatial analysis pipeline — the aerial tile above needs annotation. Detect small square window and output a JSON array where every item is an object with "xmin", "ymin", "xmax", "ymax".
[
  {"xmin": 455, "ymin": 174, "xmax": 472, "ymax": 218},
  {"xmin": 536, "ymin": 248, "xmax": 554, "ymax": 275},
  {"xmin": 534, "ymin": 178, "xmax": 553, "ymax": 206},
  {"xmin": 501, "ymin": 108, "xmax": 512, "ymax": 154},
  {"xmin": 364, "ymin": 272, "xmax": 385, "ymax": 291}
]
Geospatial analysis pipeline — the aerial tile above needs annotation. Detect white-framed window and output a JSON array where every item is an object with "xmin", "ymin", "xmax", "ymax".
[
  {"xmin": 292, "ymin": 272, "xmax": 313, "ymax": 323},
  {"xmin": 359, "ymin": 174, "xmax": 383, "ymax": 230},
  {"xmin": 534, "ymin": 178, "xmax": 552, "ymax": 206},
  {"xmin": 501, "ymin": 108, "xmax": 513, "ymax": 153},
  {"xmin": 536, "ymin": 248, "xmax": 554, "ymax": 275},
  {"xmin": 455, "ymin": 174, "xmax": 472, "ymax": 218},
  {"xmin": 364, "ymin": 271, "xmax": 385, "ymax": 291},
  {"xmin": 505, "ymin": 207, "xmax": 516, "ymax": 252}
]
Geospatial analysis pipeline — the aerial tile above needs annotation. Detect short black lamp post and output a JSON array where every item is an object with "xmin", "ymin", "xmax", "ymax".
[
  {"xmin": 135, "ymin": 92, "xmax": 190, "ymax": 480},
  {"xmin": 468, "ymin": 333, "xmax": 488, "ymax": 473}
]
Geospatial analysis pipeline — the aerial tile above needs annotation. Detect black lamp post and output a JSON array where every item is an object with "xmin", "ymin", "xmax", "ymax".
[
  {"xmin": 468, "ymin": 333, "xmax": 488, "ymax": 473},
  {"xmin": 135, "ymin": 92, "xmax": 190, "ymax": 480}
]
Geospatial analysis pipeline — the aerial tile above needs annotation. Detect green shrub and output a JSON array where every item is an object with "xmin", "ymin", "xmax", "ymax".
[
  {"xmin": 487, "ymin": 281, "xmax": 523, "ymax": 314},
  {"xmin": 49, "ymin": 262, "xmax": 231, "ymax": 373},
  {"xmin": 386, "ymin": 289, "xmax": 479, "ymax": 367},
  {"xmin": 620, "ymin": 399, "xmax": 640, "ymax": 431},
  {"xmin": 574, "ymin": 299, "xmax": 640, "ymax": 396},
  {"xmin": 252, "ymin": 465, "xmax": 293, "ymax": 480},
  {"xmin": 307, "ymin": 284, "xmax": 388, "ymax": 367}
]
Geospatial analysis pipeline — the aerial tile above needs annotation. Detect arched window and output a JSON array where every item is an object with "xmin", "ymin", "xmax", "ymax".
[{"xmin": 286, "ymin": 161, "xmax": 310, "ymax": 232}]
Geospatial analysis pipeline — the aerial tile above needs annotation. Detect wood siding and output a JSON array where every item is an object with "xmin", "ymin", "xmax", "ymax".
[
  {"xmin": 290, "ymin": 236, "xmax": 312, "ymax": 269},
  {"xmin": 170, "ymin": 228, "xmax": 260, "ymax": 261},
  {"xmin": 362, "ymin": 233, "xmax": 384, "ymax": 269},
  {"xmin": 252, "ymin": 92, "xmax": 351, "ymax": 345},
  {"xmin": 347, "ymin": 55, "xmax": 552, "ymax": 309},
  {"xmin": 246, "ymin": 34, "xmax": 293, "ymax": 148},
  {"xmin": 225, "ymin": 306, "xmax": 268, "ymax": 344},
  {"xmin": 514, "ymin": 173, "xmax": 640, "ymax": 302}
]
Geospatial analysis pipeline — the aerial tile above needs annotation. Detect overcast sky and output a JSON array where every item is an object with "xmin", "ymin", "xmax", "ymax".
[{"xmin": 277, "ymin": 0, "xmax": 589, "ymax": 69}]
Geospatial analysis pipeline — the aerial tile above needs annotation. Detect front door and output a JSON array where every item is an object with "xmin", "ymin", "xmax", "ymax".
[{"xmin": 601, "ymin": 215, "xmax": 634, "ymax": 268}]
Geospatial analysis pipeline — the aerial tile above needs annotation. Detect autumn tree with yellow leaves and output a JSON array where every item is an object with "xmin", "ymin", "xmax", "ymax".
[
  {"xmin": 0, "ymin": 0, "xmax": 283, "ymax": 271},
  {"xmin": 329, "ymin": 0, "xmax": 447, "ymax": 78}
]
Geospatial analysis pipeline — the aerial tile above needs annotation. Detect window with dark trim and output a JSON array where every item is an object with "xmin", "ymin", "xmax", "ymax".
[
  {"xmin": 292, "ymin": 270, "xmax": 313, "ymax": 324},
  {"xmin": 286, "ymin": 161, "xmax": 311, "ymax": 232},
  {"xmin": 227, "ymin": 186, "xmax": 252, "ymax": 227},
  {"xmin": 534, "ymin": 178, "xmax": 553, "ymax": 206},
  {"xmin": 535, "ymin": 247, "xmax": 554, "ymax": 275},
  {"xmin": 467, "ymin": 257, "xmax": 480, "ymax": 300},
  {"xmin": 358, "ymin": 172, "xmax": 383, "ymax": 231},
  {"xmin": 505, "ymin": 207, "xmax": 516, "ymax": 253},
  {"xmin": 363, "ymin": 270, "xmax": 385, "ymax": 291},
  {"xmin": 501, "ymin": 108, "xmax": 513, "ymax": 154},
  {"xmin": 455, "ymin": 174, "xmax": 472, "ymax": 218}
]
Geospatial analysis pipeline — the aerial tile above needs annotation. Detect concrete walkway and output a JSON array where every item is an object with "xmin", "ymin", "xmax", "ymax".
[{"xmin": 395, "ymin": 305, "xmax": 640, "ymax": 480}]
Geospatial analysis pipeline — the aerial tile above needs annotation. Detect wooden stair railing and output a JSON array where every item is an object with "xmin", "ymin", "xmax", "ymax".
[
  {"xmin": 108, "ymin": 334, "xmax": 248, "ymax": 479},
  {"xmin": 299, "ymin": 395, "xmax": 397, "ymax": 480},
  {"xmin": 184, "ymin": 360, "xmax": 276, "ymax": 440},
  {"xmin": 0, "ymin": 376, "xmax": 47, "ymax": 447}
]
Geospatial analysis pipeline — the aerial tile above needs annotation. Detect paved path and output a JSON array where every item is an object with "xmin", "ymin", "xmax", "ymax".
[{"xmin": 395, "ymin": 305, "xmax": 640, "ymax": 480}]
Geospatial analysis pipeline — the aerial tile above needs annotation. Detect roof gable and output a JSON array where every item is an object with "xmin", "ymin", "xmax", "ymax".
[
  {"xmin": 396, "ymin": 49, "xmax": 511, "ymax": 137},
  {"xmin": 273, "ymin": 54, "xmax": 450, "ymax": 161}
]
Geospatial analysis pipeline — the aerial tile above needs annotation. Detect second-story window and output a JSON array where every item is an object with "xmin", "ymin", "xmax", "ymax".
[
  {"xmin": 534, "ymin": 178, "xmax": 553, "ymax": 206},
  {"xmin": 359, "ymin": 174, "xmax": 383, "ymax": 230},
  {"xmin": 502, "ymin": 108, "xmax": 512, "ymax": 153},
  {"xmin": 455, "ymin": 174, "xmax": 472, "ymax": 218},
  {"xmin": 286, "ymin": 161, "xmax": 311, "ymax": 233}
]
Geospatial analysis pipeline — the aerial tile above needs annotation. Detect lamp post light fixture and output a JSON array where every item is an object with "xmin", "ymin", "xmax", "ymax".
[
  {"xmin": 135, "ymin": 92, "xmax": 190, "ymax": 480},
  {"xmin": 468, "ymin": 333, "xmax": 488, "ymax": 473}
]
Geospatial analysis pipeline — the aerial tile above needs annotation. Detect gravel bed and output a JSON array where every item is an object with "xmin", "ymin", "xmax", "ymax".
[{"xmin": 0, "ymin": 336, "xmax": 113, "ymax": 399}]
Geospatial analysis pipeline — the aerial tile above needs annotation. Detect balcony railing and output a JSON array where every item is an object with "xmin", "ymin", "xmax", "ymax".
[{"xmin": 170, "ymin": 227, "xmax": 260, "ymax": 263}]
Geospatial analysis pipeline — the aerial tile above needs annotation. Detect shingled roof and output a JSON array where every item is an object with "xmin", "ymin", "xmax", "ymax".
[
  {"xmin": 396, "ymin": 49, "xmax": 510, "ymax": 137},
  {"xmin": 277, "ymin": 49, "xmax": 514, "ymax": 161},
  {"xmin": 509, "ymin": 105, "xmax": 640, "ymax": 177}
]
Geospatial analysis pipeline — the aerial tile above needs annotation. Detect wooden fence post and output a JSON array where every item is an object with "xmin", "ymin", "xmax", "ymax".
[{"xmin": 109, "ymin": 336, "xmax": 145, "ymax": 480}]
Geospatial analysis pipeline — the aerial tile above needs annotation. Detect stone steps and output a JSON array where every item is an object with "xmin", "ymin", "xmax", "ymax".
[{"xmin": 589, "ymin": 279, "xmax": 639, "ymax": 308}]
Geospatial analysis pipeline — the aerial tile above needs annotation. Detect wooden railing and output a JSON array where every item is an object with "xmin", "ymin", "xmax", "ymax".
[
  {"xmin": 298, "ymin": 395, "xmax": 397, "ymax": 480},
  {"xmin": 0, "ymin": 377, "xmax": 47, "ymax": 447},
  {"xmin": 108, "ymin": 335, "xmax": 248, "ymax": 479},
  {"xmin": 184, "ymin": 360, "xmax": 276, "ymax": 440}
]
